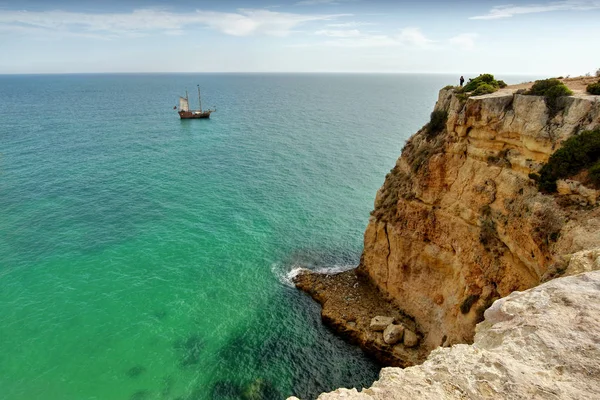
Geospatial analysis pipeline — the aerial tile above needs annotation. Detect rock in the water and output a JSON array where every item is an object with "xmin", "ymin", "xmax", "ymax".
[
  {"xmin": 295, "ymin": 271, "xmax": 600, "ymax": 400},
  {"xmin": 402, "ymin": 329, "xmax": 418, "ymax": 347},
  {"xmin": 370, "ymin": 316, "xmax": 394, "ymax": 331},
  {"xmin": 383, "ymin": 324, "xmax": 404, "ymax": 345}
]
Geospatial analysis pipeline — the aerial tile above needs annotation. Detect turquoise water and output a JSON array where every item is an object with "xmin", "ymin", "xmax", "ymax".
[{"xmin": 0, "ymin": 73, "xmax": 529, "ymax": 400}]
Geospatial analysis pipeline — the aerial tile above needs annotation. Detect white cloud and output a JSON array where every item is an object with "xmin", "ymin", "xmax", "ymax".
[
  {"xmin": 317, "ymin": 34, "xmax": 397, "ymax": 47},
  {"xmin": 306, "ymin": 28, "xmax": 479, "ymax": 50},
  {"xmin": 448, "ymin": 33, "xmax": 478, "ymax": 50},
  {"xmin": 0, "ymin": 8, "xmax": 349, "ymax": 38},
  {"xmin": 309, "ymin": 27, "xmax": 434, "ymax": 48},
  {"xmin": 327, "ymin": 21, "xmax": 375, "ymax": 28},
  {"xmin": 470, "ymin": 0, "xmax": 600, "ymax": 20},
  {"xmin": 315, "ymin": 29, "xmax": 362, "ymax": 37},
  {"xmin": 397, "ymin": 27, "xmax": 435, "ymax": 47},
  {"xmin": 296, "ymin": 0, "xmax": 354, "ymax": 5}
]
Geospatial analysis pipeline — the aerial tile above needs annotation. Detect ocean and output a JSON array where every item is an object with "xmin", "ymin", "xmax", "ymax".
[{"xmin": 0, "ymin": 73, "xmax": 535, "ymax": 400}]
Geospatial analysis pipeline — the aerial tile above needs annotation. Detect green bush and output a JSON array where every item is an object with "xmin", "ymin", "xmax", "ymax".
[
  {"xmin": 537, "ymin": 129, "xmax": 600, "ymax": 192},
  {"xmin": 462, "ymin": 73, "xmax": 497, "ymax": 92},
  {"xmin": 443, "ymin": 85, "xmax": 456, "ymax": 90},
  {"xmin": 472, "ymin": 83, "xmax": 497, "ymax": 96},
  {"xmin": 527, "ymin": 78, "xmax": 567, "ymax": 95},
  {"xmin": 589, "ymin": 160, "xmax": 600, "ymax": 186},
  {"xmin": 587, "ymin": 80, "xmax": 600, "ymax": 95},
  {"xmin": 459, "ymin": 74, "xmax": 507, "ymax": 98},
  {"xmin": 525, "ymin": 78, "xmax": 573, "ymax": 115},
  {"xmin": 427, "ymin": 110, "xmax": 448, "ymax": 138}
]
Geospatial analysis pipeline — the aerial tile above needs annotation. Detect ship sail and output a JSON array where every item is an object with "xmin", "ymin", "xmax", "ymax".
[{"xmin": 179, "ymin": 96, "xmax": 189, "ymax": 112}]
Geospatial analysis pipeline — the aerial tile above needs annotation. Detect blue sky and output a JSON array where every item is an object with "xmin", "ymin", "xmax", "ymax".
[{"xmin": 0, "ymin": 0, "xmax": 598, "ymax": 75}]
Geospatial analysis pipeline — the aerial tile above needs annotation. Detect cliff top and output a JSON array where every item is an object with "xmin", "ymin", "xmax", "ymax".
[{"xmin": 504, "ymin": 75, "xmax": 600, "ymax": 97}]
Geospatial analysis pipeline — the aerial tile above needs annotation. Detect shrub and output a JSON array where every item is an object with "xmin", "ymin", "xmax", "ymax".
[
  {"xmin": 459, "ymin": 74, "xmax": 507, "ymax": 98},
  {"xmin": 537, "ymin": 129, "xmax": 600, "ymax": 192},
  {"xmin": 462, "ymin": 73, "xmax": 497, "ymax": 92},
  {"xmin": 427, "ymin": 110, "xmax": 448, "ymax": 138},
  {"xmin": 525, "ymin": 78, "xmax": 573, "ymax": 115},
  {"xmin": 472, "ymin": 83, "xmax": 497, "ymax": 96},
  {"xmin": 587, "ymin": 80, "xmax": 600, "ymax": 95},
  {"xmin": 589, "ymin": 160, "xmax": 600, "ymax": 186},
  {"xmin": 443, "ymin": 85, "xmax": 455, "ymax": 90},
  {"xmin": 527, "ymin": 78, "xmax": 566, "ymax": 95}
]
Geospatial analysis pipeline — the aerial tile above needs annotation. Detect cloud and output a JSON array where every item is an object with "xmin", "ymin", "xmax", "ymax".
[
  {"xmin": 306, "ymin": 27, "xmax": 478, "ymax": 50},
  {"xmin": 296, "ymin": 0, "xmax": 355, "ymax": 5},
  {"xmin": 311, "ymin": 27, "xmax": 434, "ymax": 48},
  {"xmin": 397, "ymin": 27, "xmax": 435, "ymax": 47},
  {"xmin": 470, "ymin": 0, "xmax": 600, "ymax": 19},
  {"xmin": 315, "ymin": 29, "xmax": 362, "ymax": 37},
  {"xmin": 0, "ymin": 8, "xmax": 349, "ymax": 38},
  {"xmin": 448, "ymin": 33, "xmax": 478, "ymax": 50},
  {"xmin": 327, "ymin": 21, "xmax": 375, "ymax": 28}
]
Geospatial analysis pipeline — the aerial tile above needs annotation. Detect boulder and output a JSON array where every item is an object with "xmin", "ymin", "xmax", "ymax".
[
  {"xmin": 403, "ymin": 329, "xmax": 418, "ymax": 348},
  {"xmin": 370, "ymin": 316, "xmax": 394, "ymax": 331},
  {"xmin": 383, "ymin": 324, "xmax": 404, "ymax": 345}
]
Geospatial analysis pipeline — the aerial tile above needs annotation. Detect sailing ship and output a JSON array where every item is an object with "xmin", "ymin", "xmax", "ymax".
[{"xmin": 177, "ymin": 85, "xmax": 215, "ymax": 119}]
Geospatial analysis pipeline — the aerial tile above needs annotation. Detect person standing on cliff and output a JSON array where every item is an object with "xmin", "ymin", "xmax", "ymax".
[{"xmin": 460, "ymin": 76, "xmax": 465, "ymax": 87}]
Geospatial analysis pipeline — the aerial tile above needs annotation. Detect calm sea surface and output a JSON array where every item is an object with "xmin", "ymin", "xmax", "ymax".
[{"xmin": 0, "ymin": 73, "xmax": 536, "ymax": 400}]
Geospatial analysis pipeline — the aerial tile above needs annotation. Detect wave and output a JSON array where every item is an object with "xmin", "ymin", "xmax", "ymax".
[{"xmin": 271, "ymin": 262, "xmax": 355, "ymax": 288}]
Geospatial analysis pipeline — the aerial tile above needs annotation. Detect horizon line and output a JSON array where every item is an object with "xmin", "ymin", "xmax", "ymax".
[{"xmin": 0, "ymin": 71, "xmax": 552, "ymax": 76}]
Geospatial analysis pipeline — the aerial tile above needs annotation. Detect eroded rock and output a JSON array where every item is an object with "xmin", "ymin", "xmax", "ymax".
[
  {"xmin": 370, "ymin": 316, "xmax": 394, "ymax": 331},
  {"xmin": 402, "ymin": 330, "xmax": 418, "ymax": 348},
  {"xmin": 383, "ymin": 324, "xmax": 404, "ymax": 345}
]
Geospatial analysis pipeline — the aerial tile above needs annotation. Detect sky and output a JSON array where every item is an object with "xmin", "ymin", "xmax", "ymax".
[{"xmin": 0, "ymin": 0, "xmax": 598, "ymax": 75}]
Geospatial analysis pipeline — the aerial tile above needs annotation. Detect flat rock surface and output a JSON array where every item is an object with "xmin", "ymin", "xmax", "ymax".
[
  {"xmin": 293, "ymin": 269, "xmax": 428, "ymax": 367},
  {"xmin": 295, "ymin": 271, "xmax": 600, "ymax": 400}
]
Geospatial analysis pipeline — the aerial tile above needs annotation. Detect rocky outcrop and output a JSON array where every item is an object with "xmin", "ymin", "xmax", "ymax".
[
  {"xmin": 360, "ymin": 88, "xmax": 600, "ymax": 352},
  {"xmin": 293, "ymin": 269, "xmax": 600, "ymax": 400},
  {"xmin": 294, "ymin": 269, "xmax": 427, "ymax": 367}
]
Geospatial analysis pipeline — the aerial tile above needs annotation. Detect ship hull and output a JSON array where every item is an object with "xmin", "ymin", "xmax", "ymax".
[{"xmin": 179, "ymin": 110, "xmax": 213, "ymax": 119}]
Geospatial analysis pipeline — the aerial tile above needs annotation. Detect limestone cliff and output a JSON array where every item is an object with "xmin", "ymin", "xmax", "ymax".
[
  {"xmin": 360, "ymin": 87, "xmax": 600, "ymax": 352},
  {"xmin": 294, "ymin": 267, "xmax": 600, "ymax": 400}
]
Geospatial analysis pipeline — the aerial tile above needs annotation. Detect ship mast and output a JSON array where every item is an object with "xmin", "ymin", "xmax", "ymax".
[{"xmin": 197, "ymin": 85, "xmax": 202, "ymax": 112}]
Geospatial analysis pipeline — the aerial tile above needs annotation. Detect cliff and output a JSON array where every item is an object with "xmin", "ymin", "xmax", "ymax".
[
  {"xmin": 295, "ymin": 268, "xmax": 600, "ymax": 400},
  {"xmin": 359, "ymin": 86, "xmax": 600, "ymax": 351},
  {"xmin": 293, "ymin": 83, "xmax": 600, "ymax": 381}
]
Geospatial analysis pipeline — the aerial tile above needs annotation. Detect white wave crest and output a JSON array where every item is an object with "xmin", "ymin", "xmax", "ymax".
[{"xmin": 271, "ymin": 262, "xmax": 355, "ymax": 287}]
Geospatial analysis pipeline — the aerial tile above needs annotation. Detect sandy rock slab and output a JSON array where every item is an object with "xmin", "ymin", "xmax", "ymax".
[
  {"xmin": 291, "ymin": 271, "xmax": 600, "ymax": 400},
  {"xmin": 293, "ymin": 269, "xmax": 427, "ymax": 367}
]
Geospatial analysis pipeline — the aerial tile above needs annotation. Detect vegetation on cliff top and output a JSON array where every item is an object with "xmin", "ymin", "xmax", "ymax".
[
  {"xmin": 534, "ymin": 129, "xmax": 600, "ymax": 192},
  {"xmin": 587, "ymin": 79, "xmax": 600, "ymax": 95},
  {"xmin": 460, "ymin": 74, "xmax": 507, "ymax": 96},
  {"xmin": 524, "ymin": 78, "xmax": 573, "ymax": 115}
]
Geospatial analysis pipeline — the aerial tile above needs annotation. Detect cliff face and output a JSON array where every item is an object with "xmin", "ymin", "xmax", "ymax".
[{"xmin": 360, "ymin": 88, "xmax": 600, "ymax": 350}]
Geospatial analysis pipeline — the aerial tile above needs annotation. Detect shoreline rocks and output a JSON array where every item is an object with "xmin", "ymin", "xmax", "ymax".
[
  {"xmin": 293, "ymin": 269, "xmax": 427, "ymax": 367},
  {"xmin": 294, "ymin": 270, "xmax": 600, "ymax": 400}
]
